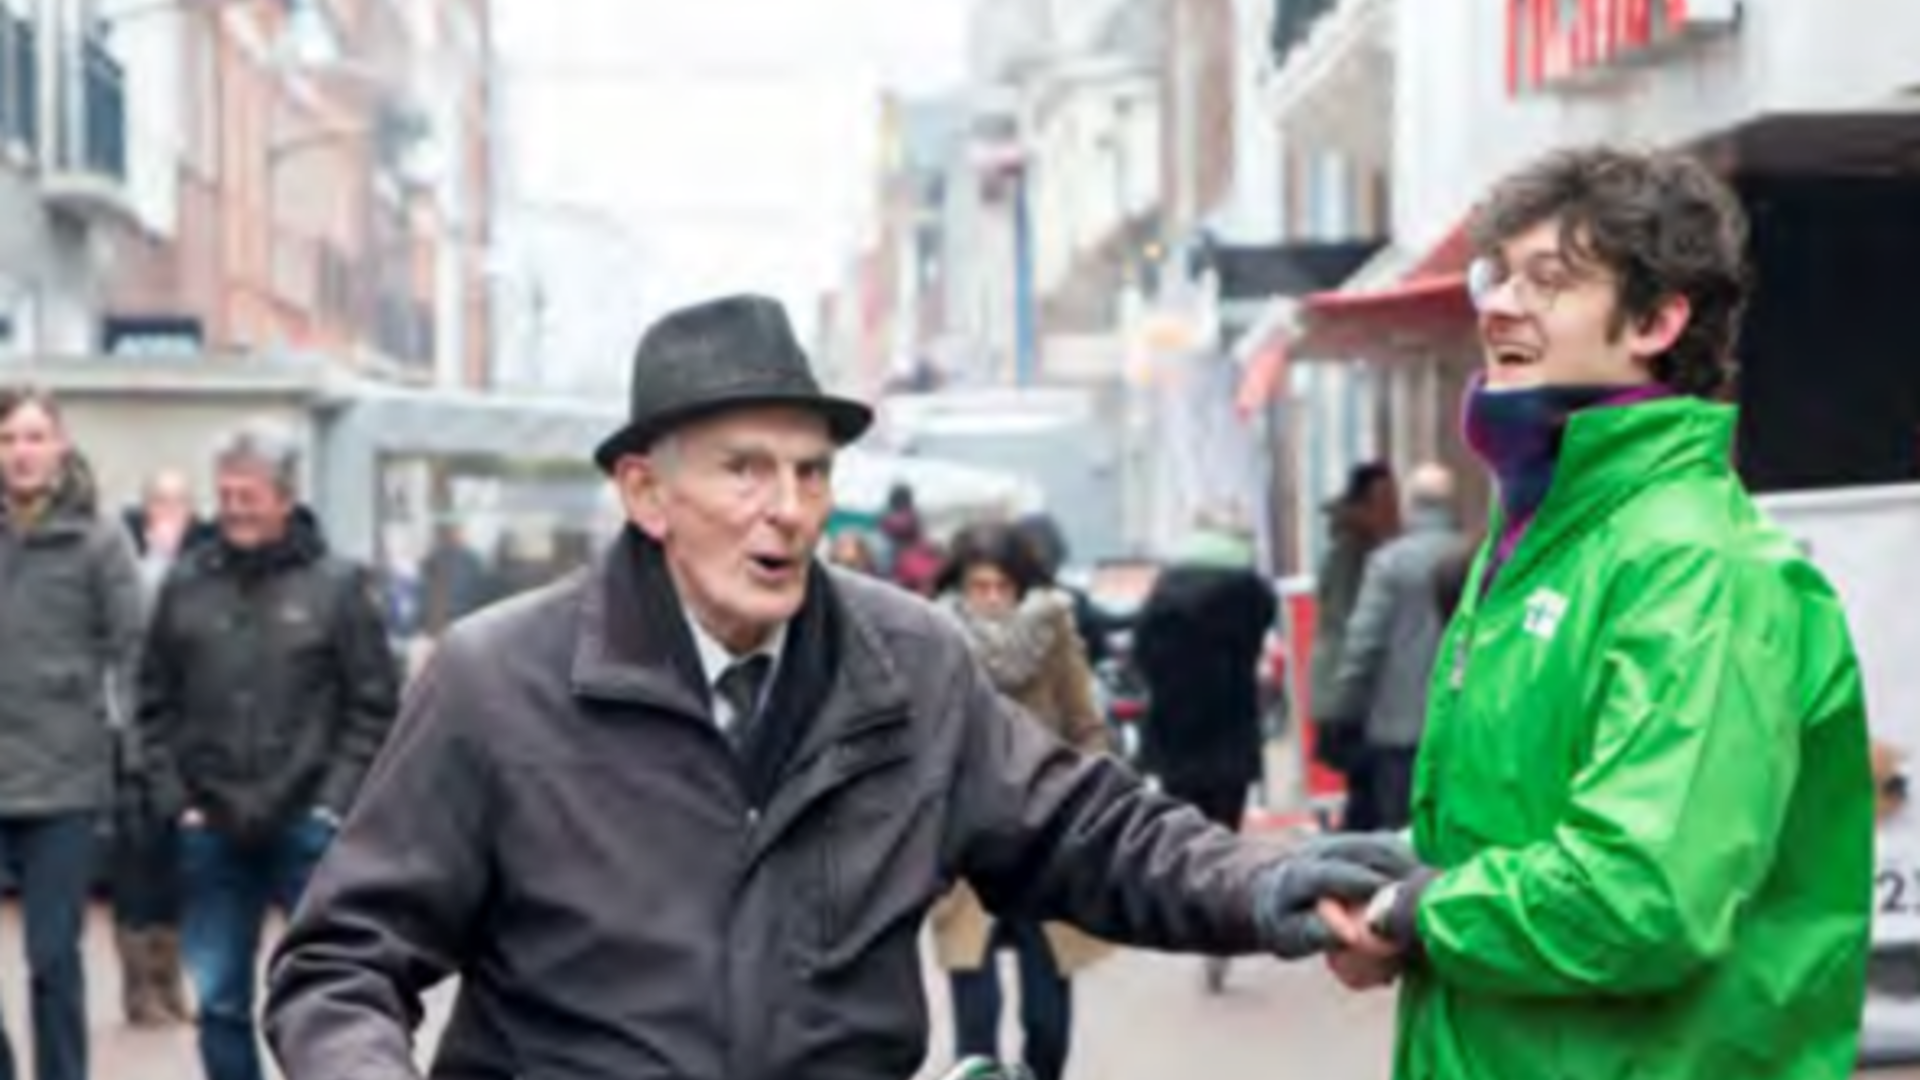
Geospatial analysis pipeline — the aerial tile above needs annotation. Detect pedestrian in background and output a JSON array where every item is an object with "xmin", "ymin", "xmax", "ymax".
[
  {"xmin": 929, "ymin": 521, "xmax": 1113, "ymax": 1080},
  {"xmin": 1318, "ymin": 463, "xmax": 1463, "ymax": 831},
  {"xmin": 1306, "ymin": 462, "xmax": 1400, "ymax": 830},
  {"xmin": 1131, "ymin": 511, "xmax": 1278, "ymax": 991},
  {"xmin": 112, "ymin": 467, "xmax": 213, "ymax": 1028},
  {"xmin": 878, "ymin": 483, "xmax": 943, "ymax": 596},
  {"xmin": 1013, "ymin": 512, "xmax": 1112, "ymax": 668},
  {"xmin": 137, "ymin": 422, "xmax": 400, "ymax": 1080},
  {"xmin": 0, "ymin": 387, "xmax": 144, "ymax": 1080},
  {"xmin": 826, "ymin": 528, "xmax": 881, "ymax": 575}
]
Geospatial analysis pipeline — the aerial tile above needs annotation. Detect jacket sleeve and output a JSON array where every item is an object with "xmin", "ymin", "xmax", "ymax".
[
  {"xmin": 946, "ymin": 647, "xmax": 1281, "ymax": 954},
  {"xmin": 1323, "ymin": 546, "xmax": 1399, "ymax": 724},
  {"xmin": 1415, "ymin": 543, "xmax": 1806, "ymax": 997},
  {"xmin": 266, "ymin": 642, "xmax": 494, "ymax": 1080},
  {"xmin": 89, "ymin": 521, "xmax": 146, "ymax": 729},
  {"xmin": 319, "ymin": 564, "xmax": 403, "ymax": 816},
  {"xmin": 136, "ymin": 577, "xmax": 190, "ymax": 818}
]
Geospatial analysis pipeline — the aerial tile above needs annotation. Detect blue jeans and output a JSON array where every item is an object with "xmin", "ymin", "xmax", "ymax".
[
  {"xmin": 0, "ymin": 814, "xmax": 96, "ymax": 1080},
  {"xmin": 950, "ymin": 919, "xmax": 1072, "ymax": 1080},
  {"xmin": 179, "ymin": 816, "xmax": 335, "ymax": 1080}
]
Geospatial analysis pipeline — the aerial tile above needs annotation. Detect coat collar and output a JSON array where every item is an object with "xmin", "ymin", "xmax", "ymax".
[
  {"xmin": 569, "ymin": 527, "xmax": 910, "ymax": 738},
  {"xmin": 1491, "ymin": 397, "xmax": 1734, "ymax": 594},
  {"xmin": 569, "ymin": 526, "xmax": 715, "ymax": 721}
]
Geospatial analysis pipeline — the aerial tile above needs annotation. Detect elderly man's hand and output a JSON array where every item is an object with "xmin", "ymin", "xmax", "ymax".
[
  {"xmin": 1296, "ymin": 831, "xmax": 1422, "ymax": 880},
  {"xmin": 1250, "ymin": 851, "xmax": 1393, "ymax": 960}
]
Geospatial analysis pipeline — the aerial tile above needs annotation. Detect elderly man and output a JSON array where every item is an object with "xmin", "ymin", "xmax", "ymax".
[
  {"xmin": 263, "ymin": 294, "xmax": 1412, "ymax": 1080},
  {"xmin": 138, "ymin": 423, "xmax": 400, "ymax": 1080},
  {"xmin": 1317, "ymin": 462, "xmax": 1463, "ymax": 831}
]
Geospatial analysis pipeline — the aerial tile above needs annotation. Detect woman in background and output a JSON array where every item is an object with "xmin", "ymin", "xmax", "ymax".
[{"xmin": 928, "ymin": 522, "xmax": 1112, "ymax": 1080}]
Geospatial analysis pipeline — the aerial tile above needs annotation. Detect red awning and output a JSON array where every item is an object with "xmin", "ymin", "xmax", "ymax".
[
  {"xmin": 1290, "ymin": 271, "xmax": 1473, "ymax": 357},
  {"xmin": 1234, "ymin": 335, "xmax": 1289, "ymax": 419},
  {"xmin": 1233, "ymin": 221, "xmax": 1475, "ymax": 412}
]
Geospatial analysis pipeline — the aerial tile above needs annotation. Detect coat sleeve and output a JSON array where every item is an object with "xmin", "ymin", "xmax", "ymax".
[
  {"xmin": 89, "ymin": 521, "xmax": 145, "ymax": 728},
  {"xmin": 136, "ymin": 576, "xmax": 191, "ymax": 818},
  {"xmin": 266, "ymin": 641, "xmax": 494, "ymax": 1080},
  {"xmin": 1415, "ymin": 543, "xmax": 1808, "ymax": 997},
  {"xmin": 1323, "ymin": 545, "xmax": 1397, "ymax": 725},
  {"xmin": 318, "ymin": 564, "xmax": 403, "ymax": 816},
  {"xmin": 946, "ymin": 646, "xmax": 1281, "ymax": 954}
]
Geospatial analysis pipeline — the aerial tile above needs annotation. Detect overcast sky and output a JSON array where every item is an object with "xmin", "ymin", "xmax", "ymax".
[{"xmin": 492, "ymin": 0, "xmax": 972, "ymax": 344}]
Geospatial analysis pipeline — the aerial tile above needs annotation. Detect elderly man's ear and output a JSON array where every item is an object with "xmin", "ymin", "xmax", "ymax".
[{"xmin": 616, "ymin": 457, "xmax": 670, "ymax": 540}]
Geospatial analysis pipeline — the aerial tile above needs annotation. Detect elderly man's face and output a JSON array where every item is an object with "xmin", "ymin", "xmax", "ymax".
[
  {"xmin": 216, "ymin": 457, "xmax": 294, "ymax": 551},
  {"xmin": 619, "ymin": 406, "xmax": 836, "ymax": 653}
]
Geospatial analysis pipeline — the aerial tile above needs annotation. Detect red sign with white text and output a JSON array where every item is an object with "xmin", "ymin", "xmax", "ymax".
[{"xmin": 1507, "ymin": 0, "xmax": 1739, "ymax": 96}]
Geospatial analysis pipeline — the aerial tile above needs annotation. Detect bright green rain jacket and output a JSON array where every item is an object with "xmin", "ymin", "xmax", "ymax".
[{"xmin": 1399, "ymin": 397, "xmax": 1873, "ymax": 1080}]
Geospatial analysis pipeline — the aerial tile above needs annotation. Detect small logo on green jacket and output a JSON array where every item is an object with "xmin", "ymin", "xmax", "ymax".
[{"xmin": 1522, "ymin": 588, "xmax": 1569, "ymax": 640}]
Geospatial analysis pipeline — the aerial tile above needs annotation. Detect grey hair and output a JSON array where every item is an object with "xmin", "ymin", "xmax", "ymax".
[
  {"xmin": 212, "ymin": 419, "xmax": 302, "ymax": 495},
  {"xmin": 647, "ymin": 433, "xmax": 685, "ymax": 475}
]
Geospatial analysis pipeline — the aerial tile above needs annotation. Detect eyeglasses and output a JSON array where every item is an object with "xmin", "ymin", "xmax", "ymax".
[{"xmin": 1466, "ymin": 255, "xmax": 1583, "ymax": 316}]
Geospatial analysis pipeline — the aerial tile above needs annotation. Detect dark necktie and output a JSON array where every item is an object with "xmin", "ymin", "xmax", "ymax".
[{"xmin": 715, "ymin": 655, "xmax": 773, "ymax": 751}]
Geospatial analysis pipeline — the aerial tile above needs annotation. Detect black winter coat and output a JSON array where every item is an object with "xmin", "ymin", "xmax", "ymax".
[{"xmin": 137, "ymin": 510, "xmax": 400, "ymax": 841}]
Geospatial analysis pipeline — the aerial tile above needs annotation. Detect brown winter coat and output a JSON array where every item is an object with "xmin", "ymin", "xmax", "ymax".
[
  {"xmin": 264, "ymin": 528, "xmax": 1282, "ymax": 1080},
  {"xmin": 930, "ymin": 592, "xmax": 1115, "ymax": 976}
]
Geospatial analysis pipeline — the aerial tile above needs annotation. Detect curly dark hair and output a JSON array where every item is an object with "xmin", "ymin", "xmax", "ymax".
[
  {"xmin": 1469, "ymin": 146, "xmax": 1750, "ymax": 398},
  {"xmin": 935, "ymin": 521, "xmax": 1050, "ymax": 599}
]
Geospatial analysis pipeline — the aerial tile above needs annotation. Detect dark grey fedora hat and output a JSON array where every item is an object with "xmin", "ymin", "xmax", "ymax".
[{"xmin": 593, "ymin": 293, "xmax": 874, "ymax": 473}]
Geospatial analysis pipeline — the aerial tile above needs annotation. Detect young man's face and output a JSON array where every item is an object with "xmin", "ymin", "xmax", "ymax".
[
  {"xmin": 0, "ymin": 402, "xmax": 68, "ymax": 500},
  {"xmin": 1473, "ymin": 217, "xmax": 1688, "ymax": 390},
  {"xmin": 619, "ymin": 406, "xmax": 835, "ymax": 654}
]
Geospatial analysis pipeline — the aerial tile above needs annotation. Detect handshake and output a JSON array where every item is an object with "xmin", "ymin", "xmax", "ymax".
[{"xmin": 1250, "ymin": 832, "xmax": 1432, "ymax": 991}]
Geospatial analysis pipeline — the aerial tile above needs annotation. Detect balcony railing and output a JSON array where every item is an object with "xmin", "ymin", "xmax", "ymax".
[
  {"xmin": 1271, "ymin": 0, "xmax": 1340, "ymax": 69},
  {"xmin": 1, "ymin": 7, "xmax": 37, "ymax": 151}
]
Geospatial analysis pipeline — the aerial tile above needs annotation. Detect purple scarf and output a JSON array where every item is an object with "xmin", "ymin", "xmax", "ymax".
[{"xmin": 1463, "ymin": 379, "xmax": 1673, "ymax": 584}]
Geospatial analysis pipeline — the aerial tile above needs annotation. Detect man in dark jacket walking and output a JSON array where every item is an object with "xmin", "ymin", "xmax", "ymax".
[
  {"xmin": 0, "ymin": 388, "xmax": 144, "ymax": 1080},
  {"xmin": 1307, "ymin": 463, "xmax": 1400, "ymax": 829},
  {"xmin": 138, "ymin": 422, "xmax": 400, "ymax": 1080},
  {"xmin": 1132, "ymin": 515, "xmax": 1278, "ymax": 992},
  {"xmin": 1318, "ymin": 464, "xmax": 1462, "ymax": 830},
  {"xmin": 262, "ymin": 295, "xmax": 1415, "ymax": 1080}
]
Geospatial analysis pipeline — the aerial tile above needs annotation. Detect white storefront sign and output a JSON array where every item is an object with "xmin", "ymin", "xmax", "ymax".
[{"xmin": 1758, "ymin": 483, "xmax": 1920, "ymax": 1061}]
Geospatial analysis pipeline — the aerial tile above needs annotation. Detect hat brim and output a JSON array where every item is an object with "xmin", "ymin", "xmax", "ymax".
[{"xmin": 593, "ymin": 392, "xmax": 874, "ymax": 473}]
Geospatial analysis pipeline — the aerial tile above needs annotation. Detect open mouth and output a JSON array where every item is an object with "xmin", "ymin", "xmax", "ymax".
[
  {"xmin": 749, "ymin": 554, "xmax": 799, "ymax": 576},
  {"xmin": 1488, "ymin": 342, "xmax": 1541, "ymax": 369}
]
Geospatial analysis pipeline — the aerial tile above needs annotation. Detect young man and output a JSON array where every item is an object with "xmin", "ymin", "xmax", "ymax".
[
  {"xmin": 138, "ymin": 424, "xmax": 400, "ymax": 1080},
  {"xmin": 262, "ymin": 294, "xmax": 1414, "ymax": 1080},
  {"xmin": 0, "ymin": 389, "xmax": 143, "ymax": 1080},
  {"xmin": 1319, "ymin": 147, "xmax": 1874, "ymax": 1079}
]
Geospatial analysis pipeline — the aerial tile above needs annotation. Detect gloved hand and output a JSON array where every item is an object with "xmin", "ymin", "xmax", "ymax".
[
  {"xmin": 1295, "ymin": 831, "xmax": 1423, "ymax": 881},
  {"xmin": 1250, "ymin": 854, "xmax": 1396, "ymax": 960}
]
